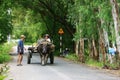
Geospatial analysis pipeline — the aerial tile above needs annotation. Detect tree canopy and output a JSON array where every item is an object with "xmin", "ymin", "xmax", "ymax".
[{"xmin": 0, "ymin": 0, "xmax": 13, "ymax": 43}]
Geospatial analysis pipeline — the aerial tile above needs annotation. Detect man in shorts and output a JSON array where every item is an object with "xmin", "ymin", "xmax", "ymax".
[{"xmin": 17, "ymin": 35, "xmax": 25, "ymax": 66}]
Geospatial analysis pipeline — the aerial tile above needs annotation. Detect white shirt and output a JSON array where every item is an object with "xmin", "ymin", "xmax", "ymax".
[{"xmin": 46, "ymin": 38, "xmax": 51, "ymax": 42}]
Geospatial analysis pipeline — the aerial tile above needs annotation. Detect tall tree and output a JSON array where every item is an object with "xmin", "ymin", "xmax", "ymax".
[
  {"xmin": 0, "ymin": 0, "xmax": 13, "ymax": 43},
  {"xmin": 12, "ymin": 6, "xmax": 46, "ymax": 42},
  {"xmin": 12, "ymin": 0, "xmax": 75, "ymax": 51},
  {"xmin": 110, "ymin": 0, "xmax": 120, "ymax": 64}
]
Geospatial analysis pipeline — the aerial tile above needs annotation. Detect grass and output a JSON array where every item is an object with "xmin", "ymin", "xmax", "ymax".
[
  {"xmin": 0, "ymin": 64, "xmax": 9, "ymax": 80},
  {"xmin": 85, "ymin": 58, "xmax": 103, "ymax": 68},
  {"xmin": 0, "ymin": 42, "xmax": 14, "ymax": 80},
  {"xmin": 0, "ymin": 42, "xmax": 14, "ymax": 63},
  {"xmin": 64, "ymin": 53, "xmax": 104, "ymax": 68},
  {"xmin": 65, "ymin": 53, "xmax": 79, "ymax": 61},
  {"xmin": 64, "ymin": 53, "xmax": 120, "ymax": 70}
]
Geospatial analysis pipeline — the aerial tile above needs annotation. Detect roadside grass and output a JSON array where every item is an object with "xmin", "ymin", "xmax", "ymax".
[
  {"xmin": 85, "ymin": 58, "xmax": 103, "ymax": 68},
  {"xmin": 0, "ymin": 42, "xmax": 15, "ymax": 80},
  {"xmin": 64, "ymin": 53, "xmax": 119, "ymax": 70},
  {"xmin": 54, "ymin": 50, "xmax": 61, "ymax": 56},
  {"xmin": 0, "ymin": 64, "xmax": 9, "ymax": 80},
  {"xmin": 0, "ymin": 42, "xmax": 14, "ymax": 63},
  {"xmin": 65, "ymin": 53, "xmax": 79, "ymax": 62},
  {"xmin": 65, "ymin": 53, "xmax": 103, "ymax": 68}
]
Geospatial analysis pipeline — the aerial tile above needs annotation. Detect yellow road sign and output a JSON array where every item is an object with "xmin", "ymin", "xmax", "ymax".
[{"xmin": 58, "ymin": 28, "xmax": 64, "ymax": 35}]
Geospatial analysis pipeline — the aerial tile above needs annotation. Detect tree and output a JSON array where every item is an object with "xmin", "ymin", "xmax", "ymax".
[
  {"xmin": 12, "ymin": 6, "xmax": 46, "ymax": 42},
  {"xmin": 0, "ymin": 0, "xmax": 13, "ymax": 43},
  {"xmin": 67, "ymin": 0, "xmax": 118, "ymax": 64},
  {"xmin": 12, "ymin": 0, "xmax": 75, "ymax": 51},
  {"xmin": 110, "ymin": 0, "xmax": 120, "ymax": 65}
]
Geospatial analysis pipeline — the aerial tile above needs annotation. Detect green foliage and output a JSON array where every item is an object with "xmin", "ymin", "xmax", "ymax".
[
  {"xmin": 0, "ymin": 54, "xmax": 10, "ymax": 63},
  {"xmin": 68, "ymin": 0, "xmax": 113, "ymax": 41},
  {"xmin": 0, "ymin": 75, "xmax": 6, "ymax": 80},
  {"xmin": 53, "ymin": 50, "xmax": 60, "ymax": 56},
  {"xmin": 0, "ymin": 0, "xmax": 13, "ymax": 43},
  {"xmin": 12, "ymin": 7, "xmax": 46, "ymax": 42},
  {"xmin": 1, "ymin": 0, "xmax": 119, "ymax": 66},
  {"xmin": 11, "ymin": 0, "xmax": 75, "ymax": 52},
  {"xmin": 65, "ymin": 53, "xmax": 79, "ymax": 61},
  {"xmin": 0, "ymin": 43, "xmax": 12, "ymax": 63},
  {"xmin": 86, "ymin": 58, "xmax": 103, "ymax": 68},
  {"xmin": 0, "ymin": 64, "xmax": 9, "ymax": 80},
  {"xmin": 68, "ymin": 0, "xmax": 99, "ymax": 41},
  {"xmin": 66, "ymin": 0, "xmax": 120, "ymax": 66},
  {"xmin": 107, "ymin": 63, "xmax": 119, "ymax": 69}
]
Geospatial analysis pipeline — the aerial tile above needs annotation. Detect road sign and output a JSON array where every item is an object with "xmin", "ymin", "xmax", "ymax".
[{"xmin": 58, "ymin": 28, "xmax": 64, "ymax": 35}]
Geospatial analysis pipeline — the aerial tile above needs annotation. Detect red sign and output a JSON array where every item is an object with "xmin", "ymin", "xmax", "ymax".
[{"xmin": 58, "ymin": 28, "xmax": 64, "ymax": 35}]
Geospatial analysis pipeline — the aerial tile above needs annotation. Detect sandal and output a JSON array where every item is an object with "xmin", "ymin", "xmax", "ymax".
[{"xmin": 17, "ymin": 64, "xmax": 23, "ymax": 66}]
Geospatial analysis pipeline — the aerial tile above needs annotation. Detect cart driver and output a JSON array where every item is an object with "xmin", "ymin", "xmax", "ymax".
[
  {"xmin": 35, "ymin": 34, "xmax": 51, "ymax": 49},
  {"xmin": 44, "ymin": 34, "xmax": 51, "ymax": 42},
  {"xmin": 35, "ymin": 34, "xmax": 55, "ymax": 53}
]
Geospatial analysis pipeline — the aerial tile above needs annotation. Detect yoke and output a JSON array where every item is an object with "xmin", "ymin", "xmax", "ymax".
[{"xmin": 28, "ymin": 47, "xmax": 37, "ymax": 53}]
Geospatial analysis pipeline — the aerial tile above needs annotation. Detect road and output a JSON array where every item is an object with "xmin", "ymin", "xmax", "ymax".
[{"xmin": 6, "ymin": 46, "xmax": 120, "ymax": 80}]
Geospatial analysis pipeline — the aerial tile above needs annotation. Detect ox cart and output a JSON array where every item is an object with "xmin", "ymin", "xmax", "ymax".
[{"xmin": 27, "ymin": 42, "xmax": 55, "ymax": 66}]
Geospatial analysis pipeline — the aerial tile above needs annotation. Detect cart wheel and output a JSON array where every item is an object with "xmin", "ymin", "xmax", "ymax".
[
  {"xmin": 50, "ymin": 53, "xmax": 54, "ymax": 64},
  {"xmin": 27, "ymin": 53, "xmax": 32, "ymax": 64}
]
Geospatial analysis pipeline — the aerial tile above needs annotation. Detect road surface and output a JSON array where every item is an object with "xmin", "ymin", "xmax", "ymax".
[{"xmin": 5, "ymin": 46, "xmax": 120, "ymax": 80}]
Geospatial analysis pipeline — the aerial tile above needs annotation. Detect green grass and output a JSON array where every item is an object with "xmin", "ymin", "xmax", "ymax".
[
  {"xmin": 0, "ymin": 42, "xmax": 13, "ymax": 80},
  {"xmin": 65, "ymin": 53, "xmax": 79, "ymax": 61},
  {"xmin": 57, "ymin": 52, "xmax": 119, "ymax": 70},
  {"xmin": 86, "ymin": 58, "xmax": 103, "ymax": 68},
  {"xmin": 65, "ymin": 53, "xmax": 104, "ymax": 68},
  {"xmin": 0, "ymin": 43, "xmax": 14, "ymax": 63},
  {"xmin": 0, "ymin": 75, "xmax": 6, "ymax": 80},
  {"xmin": 0, "ymin": 64, "xmax": 9, "ymax": 80},
  {"xmin": 54, "ymin": 50, "xmax": 61, "ymax": 56}
]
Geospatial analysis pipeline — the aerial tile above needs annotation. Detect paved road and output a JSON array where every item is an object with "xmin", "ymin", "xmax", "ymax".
[{"xmin": 6, "ymin": 46, "xmax": 120, "ymax": 80}]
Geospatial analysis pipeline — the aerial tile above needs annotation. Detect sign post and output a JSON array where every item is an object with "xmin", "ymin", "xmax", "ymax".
[{"xmin": 58, "ymin": 28, "xmax": 64, "ymax": 55}]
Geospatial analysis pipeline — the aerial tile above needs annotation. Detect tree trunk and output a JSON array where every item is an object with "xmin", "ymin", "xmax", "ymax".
[
  {"xmin": 103, "ymin": 29, "xmax": 109, "ymax": 47},
  {"xmin": 88, "ymin": 40, "xmax": 93, "ymax": 58},
  {"xmin": 75, "ymin": 40, "xmax": 79, "ymax": 55},
  {"xmin": 92, "ymin": 39, "xmax": 99, "ymax": 61},
  {"xmin": 99, "ymin": 30, "xmax": 106, "ymax": 64},
  {"xmin": 75, "ymin": 23, "xmax": 80, "ymax": 56},
  {"xmin": 100, "ymin": 19, "xmax": 107, "ymax": 64},
  {"xmin": 110, "ymin": 0, "xmax": 120, "ymax": 65},
  {"xmin": 78, "ymin": 39, "xmax": 84, "ymax": 63}
]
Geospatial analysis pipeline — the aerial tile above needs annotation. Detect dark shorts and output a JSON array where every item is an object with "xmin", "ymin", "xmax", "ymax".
[
  {"xmin": 17, "ymin": 48, "xmax": 24, "ymax": 54},
  {"xmin": 18, "ymin": 52, "xmax": 24, "ymax": 54},
  {"xmin": 18, "ymin": 50, "xmax": 24, "ymax": 54}
]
